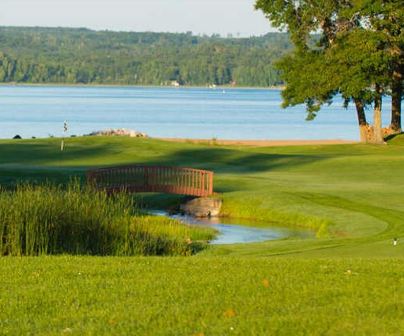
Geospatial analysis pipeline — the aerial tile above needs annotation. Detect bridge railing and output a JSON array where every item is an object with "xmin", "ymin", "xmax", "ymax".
[{"xmin": 87, "ymin": 165, "xmax": 214, "ymax": 197}]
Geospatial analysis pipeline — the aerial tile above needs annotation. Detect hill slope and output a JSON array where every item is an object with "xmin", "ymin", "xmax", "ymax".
[{"xmin": 0, "ymin": 27, "xmax": 292, "ymax": 86}]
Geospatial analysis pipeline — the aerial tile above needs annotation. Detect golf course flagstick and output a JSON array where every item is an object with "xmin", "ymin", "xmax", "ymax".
[{"xmin": 61, "ymin": 120, "xmax": 68, "ymax": 151}]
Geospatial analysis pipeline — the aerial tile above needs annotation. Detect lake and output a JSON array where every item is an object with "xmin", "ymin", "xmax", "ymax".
[{"xmin": 0, "ymin": 85, "xmax": 394, "ymax": 140}]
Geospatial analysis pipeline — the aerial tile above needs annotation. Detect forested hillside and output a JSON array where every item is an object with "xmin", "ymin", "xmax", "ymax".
[{"xmin": 0, "ymin": 27, "xmax": 291, "ymax": 86}]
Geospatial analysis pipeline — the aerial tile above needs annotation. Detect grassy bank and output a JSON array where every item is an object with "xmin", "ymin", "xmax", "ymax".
[{"xmin": 0, "ymin": 182, "xmax": 214, "ymax": 256}]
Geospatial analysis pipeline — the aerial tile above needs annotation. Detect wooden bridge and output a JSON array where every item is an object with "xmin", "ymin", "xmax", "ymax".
[{"xmin": 87, "ymin": 165, "xmax": 214, "ymax": 197}]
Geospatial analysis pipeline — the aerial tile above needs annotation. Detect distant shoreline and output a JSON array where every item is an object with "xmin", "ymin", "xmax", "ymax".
[
  {"xmin": 0, "ymin": 82, "xmax": 285, "ymax": 91},
  {"xmin": 157, "ymin": 138, "xmax": 357, "ymax": 147},
  {"xmin": 0, "ymin": 136, "xmax": 357, "ymax": 146}
]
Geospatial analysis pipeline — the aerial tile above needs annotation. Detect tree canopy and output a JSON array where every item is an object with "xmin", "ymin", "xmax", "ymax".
[
  {"xmin": 256, "ymin": 0, "xmax": 403, "ymax": 143},
  {"xmin": 0, "ymin": 27, "xmax": 292, "ymax": 87}
]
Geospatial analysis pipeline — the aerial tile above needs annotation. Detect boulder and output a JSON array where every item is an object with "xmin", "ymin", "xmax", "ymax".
[{"xmin": 180, "ymin": 197, "xmax": 222, "ymax": 218}]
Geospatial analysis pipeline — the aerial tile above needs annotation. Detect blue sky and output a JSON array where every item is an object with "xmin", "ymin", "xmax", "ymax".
[{"xmin": 1, "ymin": 0, "xmax": 275, "ymax": 37}]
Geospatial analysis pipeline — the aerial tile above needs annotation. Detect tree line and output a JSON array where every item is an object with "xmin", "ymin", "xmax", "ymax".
[{"xmin": 0, "ymin": 27, "xmax": 292, "ymax": 87}]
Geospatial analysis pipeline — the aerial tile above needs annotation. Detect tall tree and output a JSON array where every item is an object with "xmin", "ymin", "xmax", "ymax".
[
  {"xmin": 256, "ymin": 0, "xmax": 403, "ymax": 143},
  {"xmin": 354, "ymin": 0, "xmax": 403, "ymax": 133}
]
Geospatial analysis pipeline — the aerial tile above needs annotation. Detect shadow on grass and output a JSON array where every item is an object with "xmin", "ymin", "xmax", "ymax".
[
  {"xmin": 1, "ymin": 138, "xmax": 326, "ymax": 172},
  {"xmin": 0, "ymin": 168, "xmax": 85, "ymax": 189},
  {"xmin": 0, "ymin": 141, "xmax": 326, "ymax": 195},
  {"xmin": 87, "ymin": 147, "xmax": 325, "ymax": 175},
  {"xmin": 135, "ymin": 193, "xmax": 187, "ymax": 211},
  {"xmin": 385, "ymin": 132, "xmax": 404, "ymax": 143},
  {"xmin": 0, "ymin": 141, "xmax": 111, "ymax": 165}
]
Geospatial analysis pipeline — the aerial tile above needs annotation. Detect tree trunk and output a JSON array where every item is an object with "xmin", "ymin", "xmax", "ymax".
[
  {"xmin": 370, "ymin": 84, "xmax": 384, "ymax": 144},
  {"xmin": 390, "ymin": 72, "xmax": 402, "ymax": 132},
  {"xmin": 354, "ymin": 98, "xmax": 370, "ymax": 143}
]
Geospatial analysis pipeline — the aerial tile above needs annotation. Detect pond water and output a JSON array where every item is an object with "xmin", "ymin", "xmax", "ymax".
[
  {"xmin": 0, "ymin": 85, "xmax": 396, "ymax": 140},
  {"xmin": 150, "ymin": 210, "xmax": 313, "ymax": 245}
]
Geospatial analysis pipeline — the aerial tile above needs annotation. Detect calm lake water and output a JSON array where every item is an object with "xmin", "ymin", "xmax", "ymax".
[{"xmin": 0, "ymin": 85, "xmax": 394, "ymax": 140}]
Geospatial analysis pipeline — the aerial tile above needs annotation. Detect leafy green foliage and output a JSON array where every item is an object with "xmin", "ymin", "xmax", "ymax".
[
  {"xmin": 276, "ymin": 27, "xmax": 392, "ymax": 115},
  {"xmin": 0, "ymin": 27, "xmax": 292, "ymax": 86},
  {"xmin": 256, "ymin": 0, "xmax": 403, "ymax": 136}
]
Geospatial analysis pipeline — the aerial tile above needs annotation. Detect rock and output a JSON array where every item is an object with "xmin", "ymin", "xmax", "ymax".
[
  {"xmin": 13, "ymin": 135, "xmax": 22, "ymax": 139},
  {"xmin": 86, "ymin": 128, "xmax": 148, "ymax": 138},
  {"xmin": 180, "ymin": 197, "xmax": 222, "ymax": 218}
]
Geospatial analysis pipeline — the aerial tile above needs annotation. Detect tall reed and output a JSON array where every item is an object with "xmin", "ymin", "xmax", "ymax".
[{"xmin": 0, "ymin": 182, "xmax": 214, "ymax": 256}]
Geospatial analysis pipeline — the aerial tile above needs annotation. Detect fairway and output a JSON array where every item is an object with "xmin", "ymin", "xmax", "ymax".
[
  {"xmin": 1, "ymin": 136, "xmax": 403, "ymax": 257},
  {"xmin": 1, "ymin": 136, "xmax": 404, "ymax": 334}
]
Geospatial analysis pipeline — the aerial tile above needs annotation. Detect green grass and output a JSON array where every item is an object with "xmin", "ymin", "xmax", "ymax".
[
  {"xmin": 0, "ymin": 182, "xmax": 214, "ymax": 256},
  {"xmin": 1, "ymin": 257, "xmax": 403, "ymax": 335},
  {"xmin": 1, "ymin": 136, "xmax": 403, "ymax": 257},
  {"xmin": 1, "ymin": 136, "xmax": 404, "ymax": 334}
]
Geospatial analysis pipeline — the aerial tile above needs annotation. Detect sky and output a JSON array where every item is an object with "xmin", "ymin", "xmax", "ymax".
[{"xmin": 0, "ymin": 0, "xmax": 275, "ymax": 37}]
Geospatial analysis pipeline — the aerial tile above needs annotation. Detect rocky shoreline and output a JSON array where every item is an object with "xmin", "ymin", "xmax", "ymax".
[{"xmin": 85, "ymin": 128, "xmax": 148, "ymax": 138}]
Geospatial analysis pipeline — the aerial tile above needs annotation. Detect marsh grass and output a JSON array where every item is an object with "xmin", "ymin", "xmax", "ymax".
[
  {"xmin": 0, "ymin": 182, "xmax": 215, "ymax": 256},
  {"xmin": 129, "ymin": 215, "xmax": 216, "ymax": 255}
]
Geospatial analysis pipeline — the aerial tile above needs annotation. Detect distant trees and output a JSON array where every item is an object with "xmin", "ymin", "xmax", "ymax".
[
  {"xmin": 0, "ymin": 27, "xmax": 292, "ymax": 87},
  {"xmin": 256, "ymin": 0, "xmax": 403, "ymax": 143}
]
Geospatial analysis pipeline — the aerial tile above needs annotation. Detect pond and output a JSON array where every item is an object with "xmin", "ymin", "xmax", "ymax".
[{"xmin": 150, "ymin": 210, "xmax": 313, "ymax": 245}]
